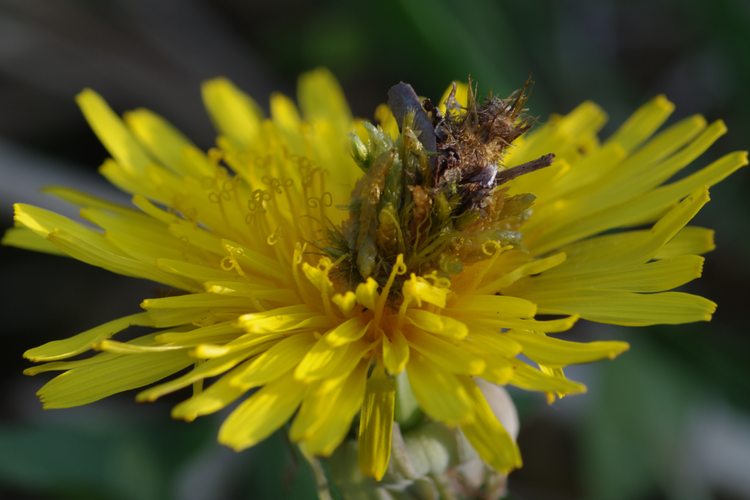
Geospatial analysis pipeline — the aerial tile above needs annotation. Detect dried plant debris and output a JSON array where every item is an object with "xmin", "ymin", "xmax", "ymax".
[{"xmin": 331, "ymin": 79, "xmax": 554, "ymax": 293}]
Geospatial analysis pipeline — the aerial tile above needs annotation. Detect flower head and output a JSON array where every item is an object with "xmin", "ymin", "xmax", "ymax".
[{"xmin": 5, "ymin": 69, "xmax": 746, "ymax": 479}]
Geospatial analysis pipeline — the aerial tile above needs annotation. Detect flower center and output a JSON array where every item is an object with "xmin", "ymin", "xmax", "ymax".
[{"xmin": 327, "ymin": 81, "xmax": 554, "ymax": 298}]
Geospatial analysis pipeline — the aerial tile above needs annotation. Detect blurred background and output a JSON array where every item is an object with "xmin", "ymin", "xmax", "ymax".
[{"xmin": 1, "ymin": 0, "xmax": 749, "ymax": 498}]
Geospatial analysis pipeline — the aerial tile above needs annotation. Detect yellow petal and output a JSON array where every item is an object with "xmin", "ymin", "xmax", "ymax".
[
  {"xmin": 297, "ymin": 68, "xmax": 351, "ymax": 133},
  {"xmin": 295, "ymin": 338, "xmax": 371, "ymax": 382},
  {"xmin": 405, "ymin": 309, "xmax": 468, "ymax": 340},
  {"xmin": 221, "ymin": 239, "xmax": 285, "ymax": 282},
  {"xmin": 167, "ymin": 221, "xmax": 225, "ymax": 255},
  {"xmin": 136, "ymin": 346, "xmax": 261, "ymax": 403},
  {"xmin": 655, "ymin": 226, "xmax": 715, "ymax": 259},
  {"xmin": 402, "ymin": 275, "xmax": 448, "ymax": 308},
  {"xmin": 23, "ymin": 333, "xmax": 169, "ymax": 375},
  {"xmin": 548, "ymin": 143, "xmax": 626, "ymax": 198},
  {"xmin": 24, "ymin": 313, "xmax": 150, "ymax": 361},
  {"xmin": 332, "ymin": 291, "xmax": 357, "ymax": 316},
  {"xmin": 602, "ymin": 118, "xmax": 722, "ymax": 203},
  {"xmin": 374, "ymin": 103, "xmax": 399, "ymax": 139},
  {"xmin": 157, "ymin": 258, "xmax": 234, "ymax": 283},
  {"xmin": 605, "ymin": 94, "xmax": 674, "ymax": 153},
  {"xmin": 382, "ymin": 328, "xmax": 410, "ymax": 375},
  {"xmin": 482, "ymin": 315, "xmax": 580, "ymax": 334},
  {"xmin": 81, "ymin": 208, "xmax": 186, "ymax": 263},
  {"xmin": 544, "ymin": 193, "xmax": 713, "ymax": 278},
  {"xmin": 76, "ymin": 89, "xmax": 152, "ymax": 173},
  {"xmin": 154, "ymin": 321, "xmax": 242, "ymax": 345},
  {"xmin": 270, "ymin": 92, "xmax": 302, "ymax": 132},
  {"xmin": 549, "ymin": 116, "xmax": 718, "ymax": 220},
  {"xmin": 504, "ymin": 331, "xmax": 629, "ymax": 367},
  {"xmin": 325, "ymin": 317, "xmax": 370, "ymax": 347},
  {"xmin": 13, "ymin": 203, "xmax": 194, "ymax": 290},
  {"xmin": 358, "ymin": 364, "xmax": 395, "ymax": 480},
  {"xmin": 448, "ymin": 294, "xmax": 537, "ymax": 319},
  {"xmin": 530, "ymin": 152, "xmax": 746, "ymax": 255},
  {"xmin": 44, "ymin": 186, "xmax": 134, "ymax": 214},
  {"xmin": 406, "ymin": 328, "xmax": 485, "ymax": 375},
  {"xmin": 96, "ymin": 340, "xmax": 186, "ymax": 354},
  {"xmin": 475, "ymin": 252, "xmax": 566, "ymax": 294},
  {"xmin": 171, "ymin": 363, "xmax": 249, "ymax": 421},
  {"xmin": 509, "ymin": 362, "xmax": 587, "ymax": 395},
  {"xmin": 38, "ymin": 350, "xmax": 192, "ymax": 408},
  {"xmin": 528, "ymin": 289, "xmax": 716, "ymax": 326},
  {"xmin": 622, "ymin": 114, "xmax": 707, "ymax": 168},
  {"xmin": 125, "ymin": 108, "xmax": 214, "ymax": 177},
  {"xmin": 406, "ymin": 354, "xmax": 473, "ymax": 426},
  {"xmin": 238, "ymin": 305, "xmax": 330, "ymax": 334},
  {"xmin": 528, "ymin": 182, "xmax": 710, "ymax": 258},
  {"xmin": 141, "ymin": 293, "xmax": 249, "ymax": 310},
  {"xmin": 202, "ymin": 78, "xmax": 263, "ymax": 149},
  {"xmin": 529, "ymin": 255, "xmax": 704, "ymax": 293},
  {"xmin": 219, "ymin": 372, "xmax": 305, "ymax": 451},
  {"xmin": 293, "ymin": 360, "xmax": 368, "ymax": 456},
  {"xmin": 509, "ymin": 101, "xmax": 606, "ymax": 171},
  {"xmin": 2, "ymin": 227, "xmax": 65, "ymax": 256},
  {"xmin": 25, "ymin": 354, "xmax": 117, "ymax": 376},
  {"xmin": 460, "ymin": 379, "xmax": 522, "ymax": 473},
  {"xmin": 231, "ymin": 332, "xmax": 316, "ymax": 389},
  {"xmin": 204, "ymin": 280, "xmax": 296, "ymax": 303},
  {"xmin": 463, "ymin": 327, "xmax": 523, "ymax": 358},
  {"xmin": 355, "ymin": 278, "xmax": 379, "ymax": 310}
]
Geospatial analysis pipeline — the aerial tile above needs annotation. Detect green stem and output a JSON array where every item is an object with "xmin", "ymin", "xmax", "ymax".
[{"xmin": 303, "ymin": 453, "xmax": 333, "ymax": 500}]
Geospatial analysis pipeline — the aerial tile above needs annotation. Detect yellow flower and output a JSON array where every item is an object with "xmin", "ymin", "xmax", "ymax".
[{"xmin": 4, "ymin": 69, "xmax": 746, "ymax": 480}]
